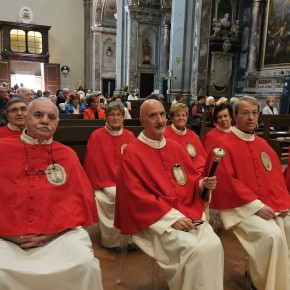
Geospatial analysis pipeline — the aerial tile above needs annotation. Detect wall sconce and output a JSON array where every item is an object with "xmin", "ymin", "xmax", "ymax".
[{"xmin": 106, "ymin": 46, "xmax": 113, "ymax": 57}]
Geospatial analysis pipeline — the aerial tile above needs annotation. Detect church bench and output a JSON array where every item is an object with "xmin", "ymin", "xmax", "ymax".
[
  {"xmin": 58, "ymin": 118, "xmax": 141, "ymax": 127},
  {"xmin": 54, "ymin": 125, "xmax": 143, "ymax": 164}
]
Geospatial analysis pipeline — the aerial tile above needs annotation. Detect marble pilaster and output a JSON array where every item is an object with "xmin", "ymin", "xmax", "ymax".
[
  {"xmin": 247, "ymin": 0, "xmax": 264, "ymax": 72},
  {"xmin": 83, "ymin": 0, "xmax": 93, "ymax": 89}
]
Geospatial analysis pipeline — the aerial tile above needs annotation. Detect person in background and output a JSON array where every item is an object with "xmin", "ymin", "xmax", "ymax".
[
  {"xmin": 205, "ymin": 96, "xmax": 290, "ymax": 290},
  {"xmin": 65, "ymin": 92, "xmax": 86, "ymax": 115},
  {"xmin": 206, "ymin": 96, "xmax": 216, "ymax": 112},
  {"xmin": 203, "ymin": 102, "xmax": 233, "ymax": 154},
  {"xmin": 171, "ymin": 92, "xmax": 183, "ymax": 106},
  {"xmin": 0, "ymin": 97, "xmax": 103, "ymax": 290},
  {"xmin": 164, "ymin": 102, "xmax": 207, "ymax": 174},
  {"xmin": 0, "ymin": 88, "xmax": 9, "ymax": 110},
  {"xmin": 16, "ymin": 87, "xmax": 34, "ymax": 103},
  {"xmin": 262, "ymin": 96, "xmax": 278, "ymax": 115},
  {"xmin": 114, "ymin": 96, "xmax": 132, "ymax": 119},
  {"xmin": 42, "ymin": 90, "xmax": 51, "ymax": 98},
  {"xmin": 83, "ymin": 94, "xmax": 105, "ymax": 119},
  {"xmin": 0, "ymin": 97, "xmax": 27, "ymax": 138},
  {"xmin": 48, "ymin": 94, "xmax": 57, "ymax": 105},
  {"xmin": 188, "ymin": 95, "xmax": 208, "ymax": 133},
  {"xmin": 115, "ymin": 99, "xmax": 223, "ymax": 290},
  {"xmin": 127, "ymin": 89, "xmax": 138, "ymax": 101},
  {"xmin": 84, "ymin": 102, "xmax": 135, "ymax": 250},
  {"xmin": 36, "ymin": 90, "xmax": 43, "ymax": 99}
]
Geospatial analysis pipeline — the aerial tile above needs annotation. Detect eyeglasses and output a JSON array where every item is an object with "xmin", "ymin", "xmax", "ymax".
[
  {"xmin": 107, "ymin": 113, "xmax": 123, "ymax": 119},
  {"xmin": 238, "ymin": 111, "xmax": 259, "ymax": 117},
  {"xmin": 7, "ymin": 107, "xmax": 27, "ymax": 114},
  {"xmin": 24, "ymin": 143, "xmax": 56, "ymax": 176}
]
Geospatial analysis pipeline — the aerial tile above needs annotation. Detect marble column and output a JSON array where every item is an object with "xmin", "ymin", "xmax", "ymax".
[
  {"xmin": 247, "ymin": 0, "xmax": 264, "ymax": 72},
  {"xmin": 161, "ymin": 17, "xmax": 171, "ymax": 76},
  {"xmin": 115, "ymin": 0, "xmax": 128, "ymax": 92},
  {"xmin": 83, "ymin": 0, "xmax": 93, "ymax": 89}
]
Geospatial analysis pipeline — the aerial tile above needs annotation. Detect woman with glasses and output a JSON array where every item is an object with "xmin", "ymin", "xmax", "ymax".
[
  {"xmin": 84, "ymin": 102, "xmax": 135, "ymax": 250},
  {"xmin": 0, "ymin": 97, "xmax": 27, "ymax": 138}
]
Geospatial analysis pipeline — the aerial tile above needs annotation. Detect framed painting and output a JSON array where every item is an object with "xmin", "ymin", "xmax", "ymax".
[{"xmin": 263, "ymin": 0, "xmax": 290, "ymax": 67}]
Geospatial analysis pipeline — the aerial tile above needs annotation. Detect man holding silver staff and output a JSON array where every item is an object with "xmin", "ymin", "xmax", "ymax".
[
  {"xmin": 115, "ymin": 99, "xmax": 224, "ymax": 290},
  {"xmin": 205, "ymin": 95, "xmax": 290, "ymax": 290}
]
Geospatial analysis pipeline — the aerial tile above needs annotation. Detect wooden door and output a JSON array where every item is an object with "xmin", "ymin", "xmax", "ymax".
[
  {"xmin": 0, "ymin": 60, "xmax": 10, "ymax": 88},
  {"xmin": 44, "ymin": 63, "xmax": 60, "ymax": 93}
]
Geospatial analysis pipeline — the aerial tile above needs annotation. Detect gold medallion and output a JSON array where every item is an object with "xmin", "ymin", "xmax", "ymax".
[
  {"xmin": 46, "ymin": 163, "xmax": 66, "ymax": 186},
  {"xmin": 261, "ymin": 152, "xmax": 272, "ymax": 172},
  {"xmin": 120, "ymin": 144, "xmax": 128, "ymax": 154},
  {"xmin": 172, "ymin": 164, "xmax": 187, "ymax": 185},
  {"xmin": 186, "ymin": 143, "xmax": 197, "ymax": 157}
]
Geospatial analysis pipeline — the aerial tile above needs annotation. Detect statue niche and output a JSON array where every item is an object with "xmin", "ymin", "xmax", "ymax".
[{"xmin": 143, "ymin": 38, "xmax": 151, "ymax": 64}]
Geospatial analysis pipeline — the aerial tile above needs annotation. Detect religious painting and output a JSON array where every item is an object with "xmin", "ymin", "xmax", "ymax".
[{"xmin": 263, "ymin": 0, "xmax": 290, "ymax": 67}]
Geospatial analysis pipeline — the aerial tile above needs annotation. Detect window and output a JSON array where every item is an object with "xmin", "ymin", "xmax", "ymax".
[
  {"xmin": 0, "ymin": 21, "xmax": 50, "ymax": 62},
  {"xmin": 10, "ymin": 29, "xmax": 26, "ymax": 53},
  {"xmin": 28, "ymin": 31, "xmax": 42, "ymax": 54}
]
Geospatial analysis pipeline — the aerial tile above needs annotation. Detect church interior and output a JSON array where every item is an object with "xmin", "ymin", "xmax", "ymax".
[{"xmin": 0, "ymin": 1, "xmax": 290, "ymax": 290}]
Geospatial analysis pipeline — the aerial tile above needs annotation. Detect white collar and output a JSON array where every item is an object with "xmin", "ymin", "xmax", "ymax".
[
  {"xmin": 171, "ymin": 123, "xmax": 186, "ymax": 135},
  {"xmin": 216, "ymin": 124, "xmax": 231, "ymax": 133},
  {"xmin": 7, "ymin": 122, "xmax": 22, "ymax": 131},
  {"xmin": 105, "ymin": 122, "xmax": 123, "ymax": 136},
  {"xmin": 138, "ymin": 131, "xmax": 166, "ymax": 148},
  {"xmin": 230, "ymin": 126, "xmax": 255, "ymax": 141},
  {"xmin": 20, "ymin": 129, "xmax": 53, "ymax": 145}
]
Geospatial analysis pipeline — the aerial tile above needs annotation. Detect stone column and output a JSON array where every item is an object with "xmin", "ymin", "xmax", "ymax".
[
  {"xmin": 161, "ymin": 17, "xmax": 171, "ymax": 76},
  {"xmin": 83, "ymin": 0, "xmax": 93, "ymax": 89},
  {"xmin": 247, "ymin": 0, "xmax": 264, "ymax": 72}
]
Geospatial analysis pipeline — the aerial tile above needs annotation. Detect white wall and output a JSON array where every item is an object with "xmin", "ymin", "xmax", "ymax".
[{"xmin": 0, "ymin": 0, "xmax": 84, "ymax": 90}]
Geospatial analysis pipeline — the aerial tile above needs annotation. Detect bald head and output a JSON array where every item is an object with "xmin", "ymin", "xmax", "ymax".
[{"xmin": 139, "ymin": 99, "xmax": 166, "ymax": 141}]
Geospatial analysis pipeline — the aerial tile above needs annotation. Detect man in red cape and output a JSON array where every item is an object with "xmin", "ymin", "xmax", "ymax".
[
  {"xmin": 0, "ymin": 97, "xmax": 103, "ymax": 290},
  {"xmin": 115, "ymin": 99, "xmax": 223, "ymax": 290},
  {"xmin": 205, "ymin": 96, "xmax": 290, "ymax": 290}
]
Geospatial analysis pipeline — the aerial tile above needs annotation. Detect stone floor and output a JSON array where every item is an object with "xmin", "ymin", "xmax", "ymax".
[{"xmin": 87, "ymin": 220, "xmax": 250, "ymax": 290}]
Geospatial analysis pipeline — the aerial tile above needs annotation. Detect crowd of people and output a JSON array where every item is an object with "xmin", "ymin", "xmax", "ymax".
[{"xmin": 0, "ymin": 83, "xmax": 289, "ymax": 290}]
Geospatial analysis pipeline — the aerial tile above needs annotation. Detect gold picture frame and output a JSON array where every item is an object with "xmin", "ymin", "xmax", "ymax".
[{"xmin": 263, "ymin": 0, "xmax": 290, "ymax": 68}]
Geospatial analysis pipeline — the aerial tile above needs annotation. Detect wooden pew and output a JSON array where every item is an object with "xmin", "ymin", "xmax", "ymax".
[
  {"xmin": 58, "ymin": 118, "xmax": 141, "ymax": 127},
  {"xmin": 53, "ymin": 125, "xmax": 143, "ymax": 164}
]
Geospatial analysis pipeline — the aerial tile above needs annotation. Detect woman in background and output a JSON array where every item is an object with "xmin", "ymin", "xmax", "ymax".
[
  {"xmin": 83, "ymin": 94, "xmax": 105, "ymax": 119},
  {"xmin": 203, "ymin": 102, "xmax": 233, "ymax": 154},
  {"xmin": 65, "ymin": 92, "xmax": 86, "ymax": 114}
]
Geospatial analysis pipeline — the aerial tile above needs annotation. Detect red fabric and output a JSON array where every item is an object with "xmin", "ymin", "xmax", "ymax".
[
  {"xmin": 204, "ymin": 132, "xmax": 290, "ymax": 210},
  {"xmin": 0, "ymin": 126, "xmax": 22, "ymax": 138},
  {"xmin": 84, "ymin": 128, "xmax": 135, "ymax": 189},
  {"xmin": 114, "ymin": 138, "xmax": 204, "ymax": 234},
  {"xmin": 83, "ymin": 107, "xmax": 105, "ymax": 119},
  {"xmin": 164, "ymin": 125, "xmax": 206, "ymax": 173},
  {"xmin": 285, "ymin": 147, "xmax": 290, "ymax": 193},
  {"xmin": 203, "ymin": 127, "xmax": 229, "ymax": 155},
  {"xmin": 0, "ymin": 137, "xmax": 98, "ymax": 235}
]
